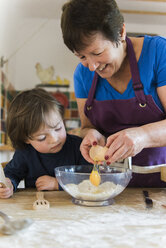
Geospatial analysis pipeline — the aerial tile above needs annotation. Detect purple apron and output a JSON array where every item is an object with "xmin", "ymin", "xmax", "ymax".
[{"xmin": 84, "ymin": 37, "xmax": 166, "ymax": 187}]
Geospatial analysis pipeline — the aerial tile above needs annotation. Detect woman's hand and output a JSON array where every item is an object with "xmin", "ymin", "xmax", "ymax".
[
  {"xmin": 35, "ymin": 176, "xmax": 59, "ymax": 191},
  {"xmin": 0, "ymin": 178, "xmax": 13, "ymax": 198},
  {"xmin": 80, "ymin": 129, "xmax": 106, "ymax": 163},
  {"xmin": 105, "ymin": 126, "xmax": 147, "ymax": 164}
]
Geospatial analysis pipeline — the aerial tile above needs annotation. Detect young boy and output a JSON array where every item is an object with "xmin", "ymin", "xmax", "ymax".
[{"xmin": 0, "ymin": 88, "xmax": 90, "ymax": 198}]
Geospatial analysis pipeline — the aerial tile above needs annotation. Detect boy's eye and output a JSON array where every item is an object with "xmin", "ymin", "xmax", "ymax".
[
  {"xmin": 94, "ymin": 52, "xmax": 102, "ymax": 56},
  {"xmin": 80, "ymin": 56, "xmax": 85, "ymax": 60},
  {"xmin": 55, "ymin": 127, "xmax": 62, "ymax": 131},
  {"xmin": 37, "ymin": 136, "xmax": 46, "ymax": 142}
]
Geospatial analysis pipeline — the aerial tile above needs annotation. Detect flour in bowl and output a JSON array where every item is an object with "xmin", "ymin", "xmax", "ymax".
[{"xmin": 65, "ymin": 180, "xmax": 124, "ymax": 201}]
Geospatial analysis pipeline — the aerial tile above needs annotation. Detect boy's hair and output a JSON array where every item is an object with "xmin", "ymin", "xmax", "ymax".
[
  {"xmin": 61, "ymin": 0, "xmax": 124, "ymax": 52},
  {"xmin": 7, "ymin": 88, "xmax": 64, "ymax": 150}
]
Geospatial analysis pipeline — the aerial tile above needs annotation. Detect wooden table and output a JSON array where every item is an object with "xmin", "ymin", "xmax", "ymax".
[{"xmin": 0, "ymin": 188, "xmax": 166, "ymax": 248}]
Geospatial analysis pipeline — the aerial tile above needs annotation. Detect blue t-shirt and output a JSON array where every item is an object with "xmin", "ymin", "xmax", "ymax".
[{"xmin": 74, "ymin": 35, "xmax": 166, "ymax": 111}]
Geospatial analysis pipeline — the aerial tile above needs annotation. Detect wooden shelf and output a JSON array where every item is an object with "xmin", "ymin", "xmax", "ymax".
[
  {"xmin": 136, "ymin": 0, "xmax": 166, "ymax": 2},
  {"xmin": 121, "ymin": 9, "xmax": 166, "ymax": 15},
  {"xmin": 0, "ymin": 145, "xmax": 14, "ymax": 151},
  {"xmin": 36, "ymin": 84, "xmax": 69, "ymax": 88}
]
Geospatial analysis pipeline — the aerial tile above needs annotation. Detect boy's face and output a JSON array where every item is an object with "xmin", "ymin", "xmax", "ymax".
[{"xmin": 26, "ymin": 111, "xmax": 67, "ymax": 153}]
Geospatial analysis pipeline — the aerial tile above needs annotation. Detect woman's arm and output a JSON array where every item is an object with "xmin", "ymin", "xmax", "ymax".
[
  {"xmin": 141, "ymin": 85, "xmax": 166, "ymax": 147},
  {"xmin": 77, "ymin": 98, "xmax": 106, "ymax": 163},
  {"xmin": 105, "ymin": 85, "xmax": 166, "ymax": 163}
]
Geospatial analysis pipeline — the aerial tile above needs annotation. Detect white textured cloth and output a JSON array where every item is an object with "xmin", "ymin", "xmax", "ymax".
[{"xmin": 0, "ymin": 189, "xmax": 166, "ymax": 248}]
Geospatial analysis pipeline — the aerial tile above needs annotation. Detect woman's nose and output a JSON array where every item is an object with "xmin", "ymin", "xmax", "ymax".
[
  {"xmin": 88, "ymin": 60, "xmax": 99, "ymax": 71},
  {"xmin": 82, "ymin": 58, "xmax": 99, "ymax": 71}
]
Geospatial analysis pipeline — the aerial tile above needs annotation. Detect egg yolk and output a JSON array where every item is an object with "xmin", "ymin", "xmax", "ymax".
[{"xmin": 90, "ymin": 169, "xmax": 101, "ymax": 187}]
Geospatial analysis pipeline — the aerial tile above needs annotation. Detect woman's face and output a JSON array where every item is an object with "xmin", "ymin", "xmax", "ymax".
[
  {"xmin": 26, "ymin": 111, "xmax": 66, "ymax": 154},
  {"xmin": 74, "ymin": 32, "xmax": 126, "ymax": 80}
]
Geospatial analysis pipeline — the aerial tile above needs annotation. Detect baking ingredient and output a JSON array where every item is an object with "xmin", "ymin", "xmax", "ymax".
[{"xmin": 66, "ymin": 180, "xmax": 124, "ymax": 201}]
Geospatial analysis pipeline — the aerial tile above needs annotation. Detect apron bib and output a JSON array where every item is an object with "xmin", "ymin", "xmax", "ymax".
[{"xmin": 84, "ymin": 37, "xmax": 166, "ymax": 187}]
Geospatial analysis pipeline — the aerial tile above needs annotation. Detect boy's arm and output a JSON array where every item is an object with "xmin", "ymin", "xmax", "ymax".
[
  {"xmin": 35, "ymin": 175, "xmax": 59, "ymax": 191},
  {"xmin": 4, "ymin": 151, "xmax": 27, "ymax": 191},
  {"xmin": 4, "ymin": 166, "xmax": 20, "ymax": 191}
]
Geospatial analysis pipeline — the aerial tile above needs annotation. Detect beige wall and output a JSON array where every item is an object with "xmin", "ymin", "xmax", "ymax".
[{"xmin": 1, "ymin": 0, "xmax": 166, "ymax": 91}]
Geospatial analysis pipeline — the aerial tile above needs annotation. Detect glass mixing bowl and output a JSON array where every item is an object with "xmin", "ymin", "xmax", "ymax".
[{"xmin": 55, "ymin": 165, "xmax": 132, "ymax": 207}]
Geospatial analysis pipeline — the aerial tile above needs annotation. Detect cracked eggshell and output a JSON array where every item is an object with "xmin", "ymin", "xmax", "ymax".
[{"xmin": 89, "ymin": 145, "xmax": 108, "ymax": 162}]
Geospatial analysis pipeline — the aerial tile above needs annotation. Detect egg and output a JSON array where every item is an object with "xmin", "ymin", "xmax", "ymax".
[
  {"xmin": 89, "ymin": 145, "xmax": 108, "ymax": 187},
  {"xmin": 89, "ymin": 169, "xmax": 101, "ymax": 187}
]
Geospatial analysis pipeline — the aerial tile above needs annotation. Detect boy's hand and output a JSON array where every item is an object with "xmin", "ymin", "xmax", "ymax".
[
  {"xmin": 35, "ymin": 176, "xmax": 59, "ymax": 191},
  {"xmin": 0, "ymin": 178, "xmax": 13, "ymax": 198}
]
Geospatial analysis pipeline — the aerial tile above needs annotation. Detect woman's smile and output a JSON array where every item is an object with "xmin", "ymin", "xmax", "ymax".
[
  {"xmin": 97, "ymin": 64, "xmax": 107, "ymax": 72},
  {"xmin": 96, "ymin": 63, "xmax": 115, "ymax": 79}
]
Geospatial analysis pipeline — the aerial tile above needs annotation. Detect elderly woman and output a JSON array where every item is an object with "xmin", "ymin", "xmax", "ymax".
[{"xmin": 61, "ymin": 0, "xmax": 166, "ymax": 187}]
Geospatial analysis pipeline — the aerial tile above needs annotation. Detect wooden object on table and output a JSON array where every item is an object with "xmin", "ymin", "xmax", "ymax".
[
  {"xmin": 0, "ymin": 182, "xmax": 6, "ymax": 188},
  {"xmin": 0, "ymin": 210, "xmax": 33, "ymax": 235},
  {"xmin": 0, "ymin": 164, "xmax": 8, "ymax": 188},
  {"xmin": 160, "ymin": 167, "xmax": 166, "ymax": 182},
  {"xmin": 1, "ymin": 162, "xmax": 8, "ymax": 168},
  {"xmin": 33, "ymin": 191, "xmax": 50, "ymax": 210}
]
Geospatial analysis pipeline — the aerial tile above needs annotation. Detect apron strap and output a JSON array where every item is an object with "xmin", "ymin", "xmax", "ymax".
[
  {"xmin": 85, "ymin": 72, "xmax": 98, "ymax": 109},
  {"xmin": 126, "ymin": 36, "xmax": 146, "ymax": 105}
]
